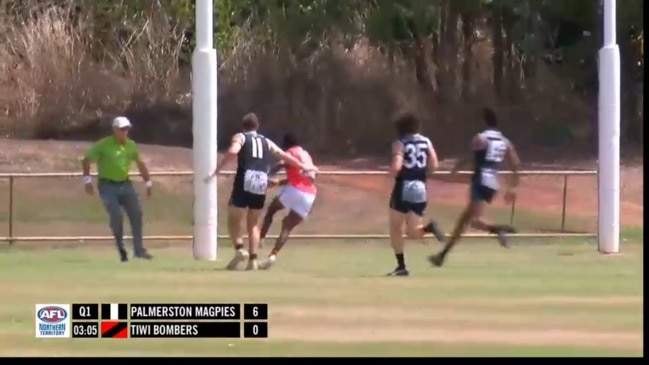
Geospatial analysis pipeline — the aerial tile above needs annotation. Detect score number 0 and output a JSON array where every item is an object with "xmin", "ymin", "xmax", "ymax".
[{"xmin": 245, "ymin": 321, "xmax": 267, "ymax": 338}]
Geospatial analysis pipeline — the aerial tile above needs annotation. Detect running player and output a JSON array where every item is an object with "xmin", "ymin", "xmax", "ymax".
[
  {"xmin": 428, "ymin": 108, "xmax": 520, "ymax": 267},
  {"xmin": 387, "ymin": 111, "xmax": 447, "ymax": 277},
  {"xmin": 257, "ymin": 132, "xmax": 317, "ymax": 270},
  {"xmin": 205, "ymin": 113, "xmax": 317, "ymax": 271}
]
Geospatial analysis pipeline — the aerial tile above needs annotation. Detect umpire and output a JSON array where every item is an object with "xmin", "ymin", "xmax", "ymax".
[{"xmin": 81, "ymin": 116, "xmax": 153, "ymax": 262}]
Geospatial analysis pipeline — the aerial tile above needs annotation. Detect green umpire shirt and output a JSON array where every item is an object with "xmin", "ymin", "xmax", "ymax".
[{"xmin": 85, "ymin": 136, "xmax": 140, "ymax": 182}]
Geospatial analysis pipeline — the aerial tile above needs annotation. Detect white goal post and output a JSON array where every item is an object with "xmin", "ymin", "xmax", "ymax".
[
  {"xmin": 597, "ymin": 0, "xmax": 621, "ymax": 254},
  {"xmin": 192, "ymin": 0, "xmax": 218, "ymax": 261}
]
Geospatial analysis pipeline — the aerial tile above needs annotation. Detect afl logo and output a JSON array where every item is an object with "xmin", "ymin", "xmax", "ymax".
[{"xmin": 37, "ymin": 306, "xmax": 68, "ymax": 323}]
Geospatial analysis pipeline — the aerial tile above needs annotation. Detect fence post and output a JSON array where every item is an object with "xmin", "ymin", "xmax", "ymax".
[
  {"xmin": 8, "ymin": 176, "xmax": 14, "ymax": 245},
  {"xmin": 560, "ymin": 174, "xmax": 569, "ymax": 232}
]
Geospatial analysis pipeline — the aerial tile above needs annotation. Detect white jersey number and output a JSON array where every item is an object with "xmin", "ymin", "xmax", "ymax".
[
  {"xmin": 403, "ymin": 142, "xmax": 428, "ymax": 169},
  {"xmin": 485, "ymin": 140, "xmax": 507, "ymax": 162},
  {"xmin": 250, "ymin": 136, "xmax": 264, "ymax": 159},
  {"xmin": 243, "ymin": 170, "xmax": 268, "ymax": 195}
]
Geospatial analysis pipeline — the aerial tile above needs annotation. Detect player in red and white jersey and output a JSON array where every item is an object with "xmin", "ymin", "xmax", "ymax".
[{"xmin": 258, "ymin": 132, "xmax": 317, "ymax": 270}]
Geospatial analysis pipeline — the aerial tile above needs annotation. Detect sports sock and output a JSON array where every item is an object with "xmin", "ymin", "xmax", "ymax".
[
  {"xmin": 234, "ymin": 243, "xmax": 244, "ymax": 251},
  {"xmin": 395, "ymin": 253, "xmax": 405, "ymax": 269},
  {"xmin": 250, "ymin": 253, "xmax": 258, "ymax": 260},
  {"xmin": 270, "ymin": 247, "xmax": 280, "ymax": 256}
]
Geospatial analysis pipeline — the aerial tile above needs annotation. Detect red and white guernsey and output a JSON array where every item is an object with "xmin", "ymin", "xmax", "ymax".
[{"xmin": 285, "ymin": 146, "xmax": 317, "ymax": 195}]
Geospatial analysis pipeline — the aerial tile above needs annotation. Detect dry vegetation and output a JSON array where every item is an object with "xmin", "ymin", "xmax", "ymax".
[{"xmin": 0, "ymin": 0, "xmax": 635, "ymax": 162}]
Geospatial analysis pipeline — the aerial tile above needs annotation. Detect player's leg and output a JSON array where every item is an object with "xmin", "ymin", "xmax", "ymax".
[
  {"xmin": 259, "ymin": 210, "xmax": 303, "ymax": 270},
  {"xmin": 428, "ymin": 182, "xmax": 486, "ymax": 267},
  {"xmin": 404, "ymin": 202, "xmax": 447, "ymax": 243},
  {"xmin": 428, "ymin": 200, "xmax": 475, "ymax": 267},
  {"xmin": 468, "ymin": 186, "xmax": 516, "ymax": 247},
  {"xmin": 259, "ymin": 188, "xmax": 313, "ymax": 270},
  {"xmin": 387, "ymin": 186, "xmax": 409, "ymax": 276},
  {"xmin": 225, "ymin": 193, "xmax": 249, "ymax": 270},
  {"xmin": 244, "ymin": 193, "xmax": 266, "ymax": 271},
  {"xmin": 260, "ymin": 195, "xmax": 285, "ymax": 246},
  {"xmin": 388, "ymin": 209, "xmax": 409, "ymax": 276}
]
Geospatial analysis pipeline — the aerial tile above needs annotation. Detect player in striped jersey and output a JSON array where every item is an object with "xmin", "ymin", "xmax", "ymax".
[
  {"xmin": 387, "ymin": 111, "xmax": 447, "ymax": 277},
  {"xmin": 428, "ymin": 108, "xmax": 520, "ymax": 267}
]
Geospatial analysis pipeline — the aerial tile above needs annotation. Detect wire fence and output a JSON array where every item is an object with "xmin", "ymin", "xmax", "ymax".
[{"xmin": 0, "ymin": 170, "xmax": 597, "ymax": 243}]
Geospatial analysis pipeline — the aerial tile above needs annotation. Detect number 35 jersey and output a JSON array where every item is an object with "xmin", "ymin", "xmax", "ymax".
[{"xmin": 396, "ymin": 133, "xmax": 433, "ymax": 183}]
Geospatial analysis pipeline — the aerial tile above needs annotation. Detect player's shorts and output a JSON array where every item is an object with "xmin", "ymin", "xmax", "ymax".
[
  {"xmin": 470, "ymin": 182, "xmax": 497, "ymax": 204},
  {"xmin": 229, "ymin": 187, "xmax": 266, "ymax": 210},
  {"xmin": 278, "ymin": 184, "xmax": 316, "ymax": 219},
  {"xmin": 389, "ymin": 181, "xmax": 427, "ymax": 217}
]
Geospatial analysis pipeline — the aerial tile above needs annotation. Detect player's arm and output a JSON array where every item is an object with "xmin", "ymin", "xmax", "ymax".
[
  {"xmin": 206, "ymin": 133, "xmax": 243, "ymax": 181},
  {"xmin": 389, "ymin": 140, "xmax": 404, "ymax": 178},
  {"xmin": 268, "ymin": 140, "xmax": 317, "ymax": 172},
  {"xmin": 267, "ymin": 161, "xmax": 287, "ymax": 188},
  {"xmin": 504, "ymin": 140, "xmax": 521, "ymax": 190},
  {"xmin": 269, "ymin": 161, "xmax": 285, "ymax": 177},
  {"xmin": 269, "ymin": 176, "xmax": 288, "ymax": 188},
  {"xmin": 301, "ymin": 155, "xmax": 317, "ymax": 183},
  {"xmin": 426, "ymin": 141, "xmax": 439, "ymax": 178}
]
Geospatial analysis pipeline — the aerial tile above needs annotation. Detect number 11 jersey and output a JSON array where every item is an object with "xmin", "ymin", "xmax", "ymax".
[{"xmin": 230, "ymin": 131, "xmax": 273, "ymax": 210}]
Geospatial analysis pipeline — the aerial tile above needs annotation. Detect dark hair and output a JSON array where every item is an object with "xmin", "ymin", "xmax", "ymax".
[
  {"xmin": 282, "ymin": 132, "xmax": 299, "ymax": 149},
  {"xmin": 393, "ymin": 111, "xmax": 420, "ymax": 137},
  {"xmin": 242, "ymin": 112, "xmax": 259, "ymax": 132},
  {"xmin": 483, "ymin": 108, "xmax": 498, "ymax": 128}
]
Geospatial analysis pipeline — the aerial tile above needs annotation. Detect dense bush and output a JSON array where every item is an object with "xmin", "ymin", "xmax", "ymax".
[{"xmin": 0, "ymin": 0, "xmax": 643, "ymax": 157}]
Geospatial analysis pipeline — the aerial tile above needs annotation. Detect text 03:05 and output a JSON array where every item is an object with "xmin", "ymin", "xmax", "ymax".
[{"xmin": 72, "ymin": 323, "xmax": 99, "ymax": 338}]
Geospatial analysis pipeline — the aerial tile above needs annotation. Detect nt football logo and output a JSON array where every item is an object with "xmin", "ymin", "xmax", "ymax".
[{"xmin": 35, "ymin": 304, "xmax": 71, "ymax": 338}]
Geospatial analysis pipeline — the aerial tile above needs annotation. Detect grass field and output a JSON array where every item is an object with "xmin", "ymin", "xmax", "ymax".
[
  {"xmin": 0, "ymin": 142, "xmax": 642, "ymax": 357},
  {"xmin": 0, "ymin": 239, "xmax": 643, "ymax": 357}
]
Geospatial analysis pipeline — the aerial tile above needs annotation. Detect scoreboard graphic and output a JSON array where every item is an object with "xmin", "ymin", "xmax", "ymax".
[{"xmin": 34, "ymin": 303, "xmax": 268, "ymax": 339}]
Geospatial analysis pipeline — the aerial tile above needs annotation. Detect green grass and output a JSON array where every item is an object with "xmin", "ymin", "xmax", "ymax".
[
  {"xmin": 0, "ymin": 240, "xmax": 643, "ymax": 357},
  {"xmin": 0, "ymin": 173, "xmax": 640, "ymax": 356}
]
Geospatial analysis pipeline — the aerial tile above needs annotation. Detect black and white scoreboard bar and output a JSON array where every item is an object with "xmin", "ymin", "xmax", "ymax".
[{"xmin": 70, "ymin": 303, "xmax": 268, "ymax": 339}]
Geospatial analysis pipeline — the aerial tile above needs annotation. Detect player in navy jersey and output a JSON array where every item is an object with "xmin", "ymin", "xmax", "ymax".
[
  {"xmin": 205, "ymin": 113, "xmax": 317, "ymax": 271},
  {"xmin": 428, "ymin": 108, "xmax": 520, "ymax": 267},
  {"xmin": 387, "ymin": 111, "xmax": 447, "ymax": 277}
]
